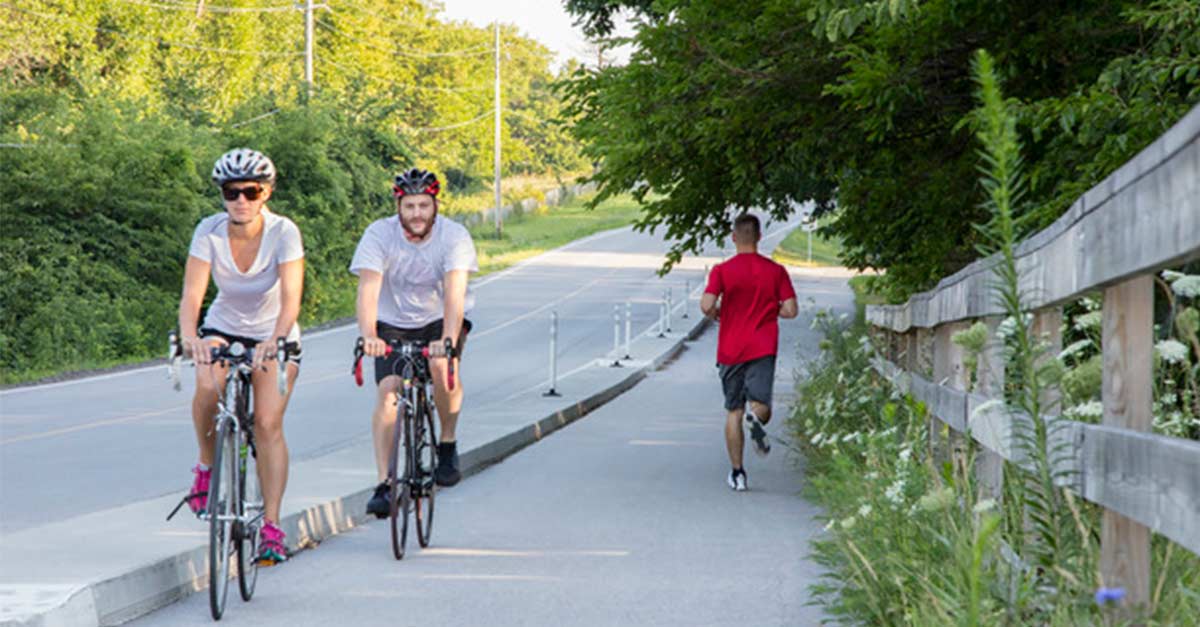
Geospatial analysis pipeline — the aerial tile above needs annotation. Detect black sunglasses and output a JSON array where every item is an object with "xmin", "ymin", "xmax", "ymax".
[{"xmin": 221, "ymin": 185, "xmax": 264, "ymax": 201}]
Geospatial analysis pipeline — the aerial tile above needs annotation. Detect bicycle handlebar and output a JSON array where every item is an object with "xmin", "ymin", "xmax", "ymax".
[
  {"xmin": 166, "ymin": 332, "xmax": 293, "ymax": 394},
  {"xmin": 352, "ymin": 336, "xmax": 457, "ymax": 390}
]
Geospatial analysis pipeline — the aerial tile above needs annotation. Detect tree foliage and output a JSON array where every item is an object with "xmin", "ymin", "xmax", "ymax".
[
  {"xmin": 0, "ymin": 0, "xmax": 591, "ymax": 379},
  {"xmin": 562, "ymin": 0, "xmax": 1200, "ymax": 292}
]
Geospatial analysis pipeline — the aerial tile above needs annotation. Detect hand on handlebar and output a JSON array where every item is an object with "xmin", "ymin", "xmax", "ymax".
[
  {"xmin": 361, "ymin": 335, "xmax": 389, "ymax": 358},
  {"xmin": 183, "ymin": 335, "xmax": 215, "ymax": 365},
  {"xmin": 252, "ymin": 340, "xmax": 276, "ymax": 370}
]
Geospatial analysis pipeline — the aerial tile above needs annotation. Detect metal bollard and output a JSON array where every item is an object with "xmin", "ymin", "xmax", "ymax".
[
  {"xmin": 657, "ymin": 297, "xmax": 667, "ymax": 338},
  {"xmin": 543, "ymin": 311, "xmax": 561, "ymax": 397},
  {"xmin": 624, "ymin": 301, "xmax": 632, "ymax": 360},
  {"xmin": 666, "ymin": 288, "xmax": 673, "ymax": 333},
  {"xmin": 610, "ymin": 304, "xmax": 623, "ymax": 367},
  {"xmin": 682, "ymin": 280, "xmax": 690, "ymax": 319}
]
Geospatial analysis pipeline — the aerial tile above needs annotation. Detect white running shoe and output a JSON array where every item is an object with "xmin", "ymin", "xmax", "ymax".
[{"xmin": 727, "ymin": 469, "xmax": 748, "ymax": 491}]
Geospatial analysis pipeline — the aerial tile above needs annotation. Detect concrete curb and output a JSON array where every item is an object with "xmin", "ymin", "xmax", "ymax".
[{"xmin": 8, "ymin": 316, "xmax": 711, "ymax": 627}]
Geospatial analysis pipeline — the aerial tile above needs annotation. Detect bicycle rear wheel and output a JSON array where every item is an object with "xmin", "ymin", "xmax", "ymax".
[
  {"xmin": 209, "ymin": 420, "xmax": 237, "ymax": 620},
  {"xmin": 388, "ymin": 407, "xmax": 410, "ymax": 560},
  {"xmin": 414, "ymin": 391, "xmax": 436, "ymax": 548},
  {"xmin": 236, "ymin": 431, "xmax": 261, "ymax": 601}
]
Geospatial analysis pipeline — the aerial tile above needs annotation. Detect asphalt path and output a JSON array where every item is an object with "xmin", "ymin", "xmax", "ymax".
[{"xmin": 128, "ymin": 269, "xmax": 854, "ymax": 627}]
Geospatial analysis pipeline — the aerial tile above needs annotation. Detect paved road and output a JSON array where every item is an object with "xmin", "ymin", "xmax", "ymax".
[
  {"xmin": 0, "ymin": 220, "xmax": 798, "ymax": 533},
  {"xmin": 130, "ymin": 271, "xmax": 854, "ymax": 627}
]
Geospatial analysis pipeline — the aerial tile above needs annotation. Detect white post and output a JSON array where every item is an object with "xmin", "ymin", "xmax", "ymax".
[
  {"xmin": 493, "ymin": 21, "xmax": 502, "ymax": 238},
  {"xmin": 682, "ymin": 280, "xmax": 690, "ymax": 319},
  {"xmin": 624, "ymin": 301, "xmax": 632, "ymax": 359},
  {"xmin": 666, "ymin": 288, "xmax": 673, "ymax": 333},
  {"xmin": 543, "ymin": 311, "xmax": 560, "ymax": 397},
  {"xmin": 657, "ymin": 297, "xmax": 667, "ymax": 339},
  {"xmin": 611, "ymin": 305, "xmax": 623, "ymax": 367}
]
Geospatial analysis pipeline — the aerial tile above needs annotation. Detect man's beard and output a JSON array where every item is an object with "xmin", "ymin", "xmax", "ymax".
[{"xmin": 401, "ymin": 210, "xmax": 436, "ymax": 239}]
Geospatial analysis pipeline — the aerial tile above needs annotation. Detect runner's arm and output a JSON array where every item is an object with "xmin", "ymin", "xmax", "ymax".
[
  {"xmin": 779, "ymin": 297, "xmax": 798, "ymax": 319},
  {"xmin": 700, "ymin": 293, "xmax": 720, "ymax": 320}
]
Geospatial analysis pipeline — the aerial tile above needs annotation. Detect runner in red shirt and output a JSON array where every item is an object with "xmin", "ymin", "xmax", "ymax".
[{"xmin": 700, "ymin": 214, "xmax": 798, "ymax": 491}]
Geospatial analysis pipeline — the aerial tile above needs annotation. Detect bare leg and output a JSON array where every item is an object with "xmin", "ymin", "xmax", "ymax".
[
  {"xmin": 372, "ymin": 376, "xmax": 401, "ymax": 483},
  {"xmin": 748, "ymin": 400, "xmax": 772, "ymax": 424},
  {"xmin": 725, "ymin": 407, "xmax": 745, "ymax": 469},
  {"xmin": 191, "ymin": 343, "xmax": 229, "ymax": 466},
  {"xmin": 429, "ymin": 356, "xmax": 463, "ymax": 443},
  {"xmin": 251, "ymin": 361, "xmax": 298, "ymax": 524}
]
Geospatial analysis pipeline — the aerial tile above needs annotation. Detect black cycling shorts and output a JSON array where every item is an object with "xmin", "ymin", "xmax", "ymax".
[
  {"xmin": 198, "ymin": 327, "xmax": 302, "ymax": 366},
  {"xmin": 373, "ymin": 319, "xmax": 472, "ymax": 385},
  {"xmin": 717, "ymin": 355, "xmax": 776, "ymax": 411}
]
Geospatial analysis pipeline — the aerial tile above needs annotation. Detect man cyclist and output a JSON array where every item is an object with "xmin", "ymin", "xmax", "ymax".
[
  {"xmin": 350, "ymin": 168, "xmax": 478, "ymax": 518},
  {"xmin": 179, "ymin": 148, "xmax": 304, "ymax": 564},
  {"xmin": 700, "ymin": 213, "xmax": 797, "ymax": 491}
]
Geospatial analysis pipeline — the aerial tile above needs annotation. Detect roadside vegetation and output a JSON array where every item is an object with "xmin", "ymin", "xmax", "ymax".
[{"xmin": 787, "ymin": 51, "xmax": 1200, "ymax": 625}]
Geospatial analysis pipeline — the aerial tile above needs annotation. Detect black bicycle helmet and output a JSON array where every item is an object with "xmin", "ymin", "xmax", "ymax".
[{"xmin": 393, "ymin": 168, "xmax": 440, "ymax": 198}]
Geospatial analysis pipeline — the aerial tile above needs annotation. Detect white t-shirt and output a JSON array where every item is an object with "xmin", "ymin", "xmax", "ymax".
[
  {"xmin": 349, "ymin": 215, "xmax": 478, "ymax": 328},
  {"xmin": 188, "ymin": 209, "xmax": 304, "ymax": 342}
]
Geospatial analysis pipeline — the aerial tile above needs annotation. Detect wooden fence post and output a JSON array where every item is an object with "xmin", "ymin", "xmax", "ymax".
[
  {"xmin": 1100, "ymin": 275, "xmax": 1154, "ymax": 608},
  {"xmin": 930, "ymin": 324, "xmax": 955, "ymax": 475},
  {"xmin": 975, "ymin": 317, "xmax": 1006, "ymax": 501},
  {"xmin": 1032, "ymin": 308, "xmax": 1064, "ymax": 415}
]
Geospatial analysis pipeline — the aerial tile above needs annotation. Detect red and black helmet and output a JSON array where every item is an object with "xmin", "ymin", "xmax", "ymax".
[{"xmin": 393, "ymin": 168, "xmax": 440, "ymax": 198}]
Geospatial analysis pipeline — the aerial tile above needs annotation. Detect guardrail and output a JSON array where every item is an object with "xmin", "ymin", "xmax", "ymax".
[{"xmin": 864, "ymin": 104, "xmax": 1200, "ymax": 607}]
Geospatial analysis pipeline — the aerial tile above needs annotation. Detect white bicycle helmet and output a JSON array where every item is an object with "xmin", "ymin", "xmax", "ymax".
[{"xmin": 211, "ymin": 148, "xmax": 277, "ymax": 186}]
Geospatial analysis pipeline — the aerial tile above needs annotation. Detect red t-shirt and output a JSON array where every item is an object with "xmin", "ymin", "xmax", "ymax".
[{"xmin": 705, "ymin": 253, "xmax": 796, "ymax": 365}]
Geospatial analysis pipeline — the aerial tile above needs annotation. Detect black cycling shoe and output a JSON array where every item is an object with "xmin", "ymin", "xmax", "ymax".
[
  {"xmin": 366, "ymin": 481, "xmax": 390, "ymax": 519},
  {"xmin": 434, "ymin": 442, "xmax": 461, "ymax": 487}
]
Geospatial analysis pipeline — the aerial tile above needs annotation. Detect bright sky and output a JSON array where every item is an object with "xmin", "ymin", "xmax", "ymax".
[{"xmin": 435, "ymin": 0, "xmax": 632, "ymax": 70}]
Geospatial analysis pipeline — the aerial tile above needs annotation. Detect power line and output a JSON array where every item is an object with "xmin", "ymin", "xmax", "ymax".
[
  {"xmin": 397, "ymin": 109, "xmax": 494, "ymax": 133},
  {"xmin": 1, "ymin": 3, "xmax": 302, "ymax": 57},
  {"xmin": 314, "ymin": 17, "xmax": 492, "ymax": 58},
  {"xmin": 322, "ymin": 58, "xmax": 489, "ymax": 93},
  {"xmin": 109, "ymin": 0, "xmax": 299, "ymax": 14}
]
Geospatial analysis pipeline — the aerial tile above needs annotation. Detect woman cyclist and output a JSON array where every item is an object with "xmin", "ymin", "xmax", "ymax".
[{"xmin": 178, "ymin": 148, "xmax": 304, "ymax": 566}]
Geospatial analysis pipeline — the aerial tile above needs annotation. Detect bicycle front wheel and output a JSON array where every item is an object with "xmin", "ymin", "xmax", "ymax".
[
  {"xmin": 209, "ymin": 420, "xmax": 237, "ymax": 620},
  {"xmin": 236, "ymin": 432, "xmax": 261, "ymax": 602},
  {"xmin": 388, "ymin": 407, "xmax": 410, "ymax": 560},
  {"xmin": 414, "ymin": 391, "xmax": 436, "ymax": 548}
]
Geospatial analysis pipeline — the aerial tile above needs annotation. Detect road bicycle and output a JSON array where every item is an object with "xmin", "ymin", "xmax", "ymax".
[
  {"xmin": 353, "ymin": 336, "xmax": 455, "ymax": 560},
  {"xmin": 166, "ymin": 333, "xmax": 291, "ymax": 620}
]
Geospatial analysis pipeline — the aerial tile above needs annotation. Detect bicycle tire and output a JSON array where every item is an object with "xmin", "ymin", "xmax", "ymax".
[
  {"xmin": 209, "ymin": 420, "xmax": 236, "ymax": 620},
  {"xmin": 236, "ymin": 430, "xmax": 260, "ymax": 601},
  {"xmin": 388, "ymin": 403, "xmax": 409, "ymax": 560},
  {"xmin": 414, "ymin": 388, "xmax": 436, "ymax": 548}
]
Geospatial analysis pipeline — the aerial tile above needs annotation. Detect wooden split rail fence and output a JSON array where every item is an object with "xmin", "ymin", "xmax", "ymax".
[{"xmin": 865, "ymin": 104, "xmax": 1200, "ymax": 607}]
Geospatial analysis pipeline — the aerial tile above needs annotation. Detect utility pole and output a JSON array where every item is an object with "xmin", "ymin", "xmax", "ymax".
[
  {"xmin": 304, "ymin": 0, "xmax": 314, "ymax": 101},
  {"xmin": 493, "ymin": 21, "xmax": 502, "ymax": 238}
]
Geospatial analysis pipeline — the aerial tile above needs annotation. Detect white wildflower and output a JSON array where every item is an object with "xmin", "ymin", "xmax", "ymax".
[
  {"xmin": 1058, "ymin": 339, "xmax": 1093, "ymax": 361},
  {"xmin": 858, "ymin": 504, "xmax": 873, "ymax": 517},
  {"xmin": 842, "ymin": 432, "xmax": 857, "ymax": 443},
  {"xmin": 898, "ymin": 447, "xmax": 913, "ymax": 463},
  {"xmin": 839, "ymin": 313, "xmax": 849, "ymax": 322},
  {"xmin": 865, "ymin": 472, "xmax": 879, "ymax": 480},
  {"xmin": 840, "ymin": 516, "xmax": 857, "ymax": 530},
  {"xmin": 1165, "ymin": 273, "xmax": 1200, "ymax": 297},
  {"xmin": 823, "ymin": 518, "xmax": 837, "ymax": 532},
  {"xmin": 1080, "ymin": 296, "xmax": 1100, "ymax": 311},
  {"xmin": 811, "ymin": 432, "xmax": 825, "ymax": 445},
  {"xmin": 885, "ymin": 479, "xmax": 906, "ymax": 506},
  {"xmin": 1156, "ymin": 339, "xmax": 1189, "ymax": 365},
  {"xmin": 1073, "ymin": 311, "xmax": 1103, "ymax": 332},
  {"xmin": 1065, "ymin": 401, "xmax": 1104, "ymax": 419},
  {"xmin": 973, "ymin": 499, "xmax": 997, "ymax": 514},
  {"xmin": 1161, "ymin": 270, "xmax": 1185, "ymax": 282},
  {"xmin": 917, "ymin": 487, "xmax": 956, "ymax": 512}
]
